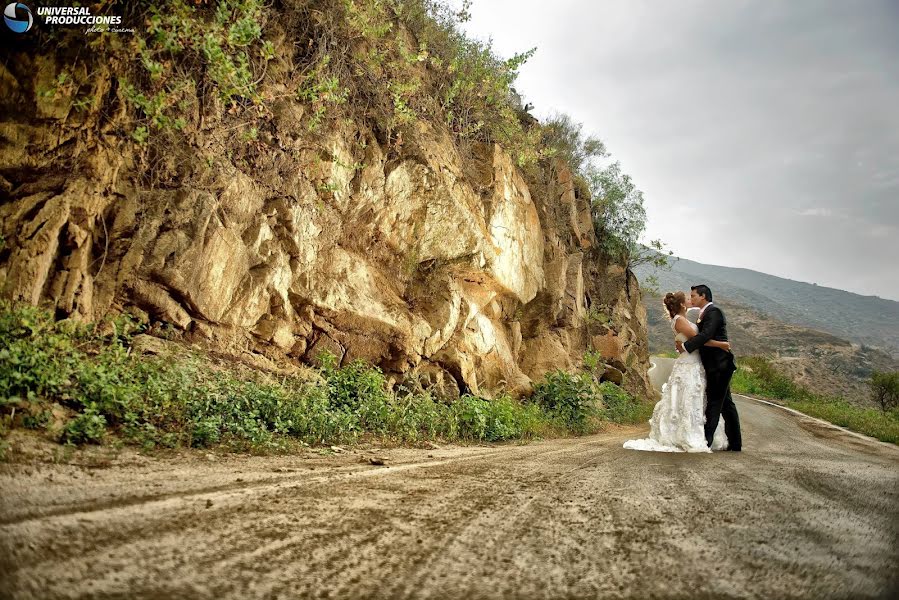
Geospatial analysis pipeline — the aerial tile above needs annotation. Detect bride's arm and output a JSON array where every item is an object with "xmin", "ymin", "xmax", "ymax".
[
  {"xmin": 675, "ymin": 317, "xmax": 731, "ymax": 352},
  {"xmin": 704, "ymin": 339, "xmax": 731, "ymax": 352}
]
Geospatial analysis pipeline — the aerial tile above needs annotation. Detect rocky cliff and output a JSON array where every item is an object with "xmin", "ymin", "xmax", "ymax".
[{"xmin": 0, "ymin": 11, "xmax": 652, "ymax": 402}]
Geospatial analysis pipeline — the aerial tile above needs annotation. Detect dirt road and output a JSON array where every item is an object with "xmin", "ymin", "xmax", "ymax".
[{"xmin": 2, "ymin": 396, "xmax": 897, "ymax": 600}]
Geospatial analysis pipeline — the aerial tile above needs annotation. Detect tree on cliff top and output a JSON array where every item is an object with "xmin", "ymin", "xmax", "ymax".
[{"xmin": 542, "ymin": 115, "xmax": 670, "ymax": 280}]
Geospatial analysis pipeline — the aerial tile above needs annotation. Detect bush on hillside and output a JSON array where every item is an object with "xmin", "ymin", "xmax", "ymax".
[
  {"xmin": 541, "ymin": 114, "xmax": 668, "ymax": 274},
  {"xmin": 731, "ymin": 356, "xmax": 807, "ymax": 401},
  {"xmin": 531, "ymin": 369, "xmax": 646, "ymax": 433},
  {"xmin": 869, "ymin": 370, "xmax": 899, "ymax": 412}
]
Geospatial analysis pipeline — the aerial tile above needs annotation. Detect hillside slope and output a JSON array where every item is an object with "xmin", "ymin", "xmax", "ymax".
[{"xmin": 637, "ymin": 255, "xmax": 899, "ymax": 355}]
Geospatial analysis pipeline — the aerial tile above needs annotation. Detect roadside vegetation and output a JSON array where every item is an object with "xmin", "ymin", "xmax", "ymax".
[
  {"xmin": 0, "ymin": 303, "xmax": 650, "ymax": 457},
  {"xmin": 731, "ymin": 356, "xmax": 899, "ymax": 444}
]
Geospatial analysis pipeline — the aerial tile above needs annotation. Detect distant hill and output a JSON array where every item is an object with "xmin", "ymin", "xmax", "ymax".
[
  {"xmin": 635, "ymin": 254, "xmax": 899, "ymax": 405},
  {"xmin": 642, "ymin": 293, "xmax": 898, "ymax": 404},
  {"xmin": 635, "ymin": 255, "xmax": 899, "ymax": 356}
]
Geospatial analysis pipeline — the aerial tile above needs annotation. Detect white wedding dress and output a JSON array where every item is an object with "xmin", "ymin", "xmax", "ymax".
[{"xmin": 624, "ymin": 314, "xmax": 728, "ymax": 453}]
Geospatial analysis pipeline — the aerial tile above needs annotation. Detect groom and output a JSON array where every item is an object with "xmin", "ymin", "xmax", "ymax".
[{"xmin": 676, "ymin": 285, "xmax": 743, "ymax": 451}]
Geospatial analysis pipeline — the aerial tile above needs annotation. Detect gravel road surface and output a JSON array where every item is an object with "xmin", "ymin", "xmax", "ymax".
[{"xmin": 1, "ymin": 396, "xmax": 897, "ymax": 599}]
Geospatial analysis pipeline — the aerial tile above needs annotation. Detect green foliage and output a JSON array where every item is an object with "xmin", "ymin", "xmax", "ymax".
[
  {"xmin": 295, "ymin": 0, "xmax": 543, "ymax": 165},
  {"xmin": 786, "ymin": 398, "xmax": 899, "ymax": 445},
  {"xmin": 542, "ymin": 113, "xmax": 607, "ymax": 175},
  {"xmin": 61, "ymin": 407, "xmax": 107, "ymax": 445},
  {"xmin": 531, "ymin": 370, "xmax": 601, "ymax": 433},
  {"xmin": 0, "ymin": 303, "xmax": 586, "ymax": 451},
  {"xmin": 732, "ymin": 356, "xmax": 899, "ymax": 445},
  {"xmin": 629, "ymin": 240, "xmax": 673, "ymax": 294},
  {"xmin": 598, "ymin": 381, "xmax": 649, "ymax": 424},
  {"xmin": 869, "ymin": 371, "xmax": 899, "ymax": 412},
  {"xmin": 531, "ymin": 366, "xmax": 649, "ymax": 430},
  {"xmin": 0, "ymin": 303, "xmax": 653, "ymax": 452},
  {"xmin": 131, "ymin": 125, "xmax": 150, "ymax": 144},
  {"xmin": 119, "ymin": 0, "xmax": 267, "ymax": 140},
  {"xmin": 319, "ymin": 354, "xmax": 392, "ymax": 432},
  {"xmin": 453, "ymin": 394, "xmax": 527, "ymax": 441},
  {"xmin": 541, "ymin": 113, "xmax": 669, "ymax": 272},
  {"xmin": 730, "ymin": 356, "xmax": 806, "ymax": 401},
  {"xmin": 584, "ymin": 307, "xmax": 611, "ymax": 326},
  {"xmin": 588, "ymin": 161, "xmax": 647, "ymax": 264},
  {"xmin": 582, "ymin": 350, "xmax": 603, "ymax": 372},
  {"xmin": 297, "ymin": 55, "xmax": 350, "ymax": 132},
  {"xmin": 23, "ymin": 409, "xmax": 52, "ymax": 430}
]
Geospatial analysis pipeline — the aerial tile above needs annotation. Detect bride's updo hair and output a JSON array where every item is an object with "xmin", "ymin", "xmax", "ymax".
[{"xmin": 663, "ymin": 291, "xmax": 686, "ymax": 319}]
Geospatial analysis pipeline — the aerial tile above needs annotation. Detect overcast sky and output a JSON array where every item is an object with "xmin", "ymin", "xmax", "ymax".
[{"xmin": 462, "ymin": 0, "xmax": 899, "ymax": 301}]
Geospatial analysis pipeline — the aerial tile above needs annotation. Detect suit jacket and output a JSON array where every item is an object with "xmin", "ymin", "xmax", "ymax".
[{"xmin": 683, "ymin": 304, "xmax": 736, "ymax": 375}]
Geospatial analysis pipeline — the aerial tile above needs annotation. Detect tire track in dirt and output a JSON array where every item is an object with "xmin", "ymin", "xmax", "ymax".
[
  {"xmin": 382, "ymin": 442, "xmax": 620, "ymax": 600},
  {"xmin": 0, "ymin": 448, "xmax": 505, "ymax": 526},
  {"xmin": 1, "ymin": 437, "xmax": 613, "ymax": 599},
  {"xmin": 2, "ymin": 398, "xmax": 898, "ymax": 599},
  {"xmin": 198, "ymin": 437, "xmax": 619, "ymax": 599}
]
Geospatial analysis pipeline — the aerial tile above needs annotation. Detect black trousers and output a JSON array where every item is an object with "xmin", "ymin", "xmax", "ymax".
[{"xmin": 705, "ymin": 369, "xmax": 742, "ymax": 450}]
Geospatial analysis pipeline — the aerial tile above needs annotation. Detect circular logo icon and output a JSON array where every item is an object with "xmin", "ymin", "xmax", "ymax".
[{"xmin": 4, "ymin": 2, "xmax": 33, "ymax": 33}]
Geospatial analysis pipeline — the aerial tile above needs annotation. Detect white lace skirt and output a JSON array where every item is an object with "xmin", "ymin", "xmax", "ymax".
[{"xmin": 624, "ymin": 355, "xmax": 728, "ymax": 453}]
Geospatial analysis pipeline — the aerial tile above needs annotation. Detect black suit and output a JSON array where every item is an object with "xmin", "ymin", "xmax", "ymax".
[{"xmin": 683, "ymin": 304, "xmax": 742, "ymax": 450}]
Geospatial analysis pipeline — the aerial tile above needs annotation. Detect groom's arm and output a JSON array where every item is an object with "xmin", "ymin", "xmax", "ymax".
[{"xmin": 683, "ymin": 308, "xmax": 722, "ymax": 353}]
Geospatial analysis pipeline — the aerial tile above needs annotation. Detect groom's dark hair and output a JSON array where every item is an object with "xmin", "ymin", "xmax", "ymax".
[{"xmin": 691, "ymin": 284, "xmax": 713, "ymax": 302}]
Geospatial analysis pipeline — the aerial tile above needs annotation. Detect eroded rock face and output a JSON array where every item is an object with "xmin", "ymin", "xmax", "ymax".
[{"xmin": 0, "ymin": 59, "xmax": 652, "ymax": 401}]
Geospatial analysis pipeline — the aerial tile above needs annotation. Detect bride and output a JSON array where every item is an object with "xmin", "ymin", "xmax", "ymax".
[{"xmin": 624, "ymin": 291, "xmax": 730, "ymax": 453}]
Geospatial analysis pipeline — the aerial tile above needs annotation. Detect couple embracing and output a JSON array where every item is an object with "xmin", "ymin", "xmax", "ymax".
[{"xmin": 625, "ymin": 285, "xmax": 743, "ymax": 453}]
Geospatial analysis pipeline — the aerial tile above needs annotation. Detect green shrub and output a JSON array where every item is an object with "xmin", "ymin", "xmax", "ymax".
[
  {"xmin": 531, "ymin": 370, "xmax": 601, "ymax": 433},
  {"xmin": 319, "ymin": 353, "xmax": 391, "ymax": 432},
  {"xmin": 731, "ymin": 356, "xmax": 807, "ymax": 401},
  {"xmin": 451, "ymin": 393, "xmax": 528, "ymax": 441},
  {"xmin": 870, "ymin": 371, "xmax": 899, "ymax": 412},
  {"xmin": 598, "ymin": 381, "xmax": 647, "ymax": 424},
  {"xmin": 454, "ymin": 394, "xmax": 490, "ymax": 440},
  {"xmin": 542, "ymin": 113, "xmax": 607, "ymax": 175},
  {"xmin": 384, "ymin": 390, "xmax": 448, "ymax": 441},
  {"xmin": 61, "ymin": 406, "xmax": 107, "ymax": 445}
]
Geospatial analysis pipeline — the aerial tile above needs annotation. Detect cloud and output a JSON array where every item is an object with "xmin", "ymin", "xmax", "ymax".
[
  {"xmin": 463, "ymin": 0, "xmax": 899, "ymax": 300},
  {"xmin": 796, "ymin": 208, "xmax": 834, "ymax": 217}
]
